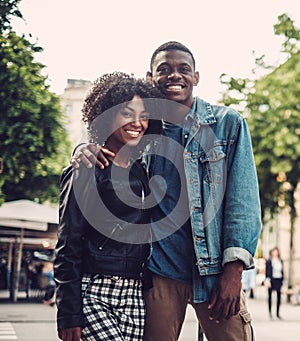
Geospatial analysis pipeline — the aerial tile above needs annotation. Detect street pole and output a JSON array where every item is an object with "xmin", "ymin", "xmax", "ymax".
[
  {"xmin": 7, "ymin": 241, "xmax": 13, "ymax": 292},
  {"xmin": 12, "ymin": 228, "xmax": 24, "ymax": 302}
]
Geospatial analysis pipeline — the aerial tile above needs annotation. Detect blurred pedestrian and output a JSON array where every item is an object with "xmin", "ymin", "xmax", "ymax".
[
  {"xmin": 242, "ymin": 267, "xmax": 257, "ymax": 299},
  {"xmin": 265, "ymin": 247, "xmax": 284, "ymax": 319},
  {"xmin": 291, "ymin": 283, "xmax": 300, "ymax": 305},
  {"xmin": 42, "ymin": 262, "xmax": 56, "ymax": 306}
]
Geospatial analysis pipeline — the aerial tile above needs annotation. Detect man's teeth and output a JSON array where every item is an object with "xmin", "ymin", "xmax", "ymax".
[
  {"xmin": 126, "ymin": 130, "xmax": 140, "ymax": 137},
  {"xmin": 167, "ymin": 85, "xmax": 182, "ymax": 91}
]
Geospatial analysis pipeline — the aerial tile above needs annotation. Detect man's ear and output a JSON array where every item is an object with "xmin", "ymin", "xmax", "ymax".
[
  {"xmin": 146, "ymin": 71, "xmax": 153, "ymax": 82},
  {"xmin": 193, "ymin": 71, "xmax": 200, "ymax": 86},
  {"xmin": 194, "ymin": 71, "xmax": 200, "ymax": 86}
]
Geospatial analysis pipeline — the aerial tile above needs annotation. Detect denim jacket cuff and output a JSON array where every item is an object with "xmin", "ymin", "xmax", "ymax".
[{"xmin": 222, "ymin": 247, "xmax": 254, "ymax": 269}]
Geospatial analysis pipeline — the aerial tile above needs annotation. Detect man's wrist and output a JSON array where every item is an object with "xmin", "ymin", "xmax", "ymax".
[{"xmin": 224, "ymin": 260, "xmax": 244, "ymax": 276}]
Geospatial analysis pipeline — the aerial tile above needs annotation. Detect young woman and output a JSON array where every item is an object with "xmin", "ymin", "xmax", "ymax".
[
  {"xmin": 265, "ymin": 246, "xmax": 284, "ymax": 319},
  {"xmin": 54, "ymin": 72, "xmax": 163, "ymax": 341}
]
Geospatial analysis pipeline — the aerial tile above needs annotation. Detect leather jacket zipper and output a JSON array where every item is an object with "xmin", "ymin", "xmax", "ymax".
[{"xmin": 98, "ymin": 223, "xmax": 122, "ymax": 250}]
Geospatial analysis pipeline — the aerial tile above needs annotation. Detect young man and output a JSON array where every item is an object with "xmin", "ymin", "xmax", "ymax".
[{"xmin": 71, "ymin": 42, "xmax": 261, "ymax": 341}]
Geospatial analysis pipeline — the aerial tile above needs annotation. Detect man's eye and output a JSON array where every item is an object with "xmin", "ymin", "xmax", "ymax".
[
  {"xmin": 181, "ymin": 67, "xmax": 191, "ymax": 73},
  {"xmin": 158, "ymin": 67, "xmax": 169, "ymax": 73}
]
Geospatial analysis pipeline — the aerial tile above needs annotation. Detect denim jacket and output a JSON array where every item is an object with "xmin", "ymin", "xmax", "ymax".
[{"xmin": 143, "ymin": 97, "xmax": 261, "ymax": 276}]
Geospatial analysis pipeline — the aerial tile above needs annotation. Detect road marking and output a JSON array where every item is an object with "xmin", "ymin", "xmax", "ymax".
[{"xmin": 0, "ymin": 322, "xmax": 17, "ymax": 340}]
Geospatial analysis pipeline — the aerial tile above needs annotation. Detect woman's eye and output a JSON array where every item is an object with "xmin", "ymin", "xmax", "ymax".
[
  {"xmin": 140, "ymin": 114, "xmax": 150, "ymax": 121},
  {"xmin": 121, "ymin": 111, "xmax": 131, "ymax": 117}
]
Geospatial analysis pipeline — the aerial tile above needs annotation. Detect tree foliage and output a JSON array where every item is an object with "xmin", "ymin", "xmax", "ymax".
[
  {"xmin": 0, "ymin": 0, "xmax": 22, "ymax": 33},
  {"xmin": 220, "ymin": 13, "xmax": 300, "ymax": 287},
  {"xmin": 274, "ymin": 13, "xmax": 300, "ymax": 55},
  {"xmin": 220, "ymin": 13, "xmax": 300, "ymax": 222},
  {"xmin": 0, "ymin": 0, "xmax": 71, "ymax": 204}
]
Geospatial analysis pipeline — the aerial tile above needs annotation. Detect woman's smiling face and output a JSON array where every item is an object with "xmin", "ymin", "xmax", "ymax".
[{"xmin": 107, "ymin": 95, "xmax": 150, "ymax": 151}]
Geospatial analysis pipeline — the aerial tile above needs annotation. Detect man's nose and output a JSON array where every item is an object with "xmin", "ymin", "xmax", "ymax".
[{"xmin": 168, "ymin": 70, "xmax": 181, "ymax": 80}]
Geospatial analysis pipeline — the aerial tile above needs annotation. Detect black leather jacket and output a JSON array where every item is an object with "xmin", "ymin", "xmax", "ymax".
[{"xmin": 54, "ymin": 161, "xmax": 151, "ymax": 331}]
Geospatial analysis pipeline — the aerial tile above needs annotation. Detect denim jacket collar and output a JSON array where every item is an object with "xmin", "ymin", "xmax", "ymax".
[{"xmin": 185, "ymin": 97, "xmax": 217, "ymax": 127}]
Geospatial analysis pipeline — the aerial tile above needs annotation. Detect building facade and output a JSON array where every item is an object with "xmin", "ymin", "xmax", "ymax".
[{"xmin": 60, "ymin": 79, "xmax": 91, "ymax": 145}]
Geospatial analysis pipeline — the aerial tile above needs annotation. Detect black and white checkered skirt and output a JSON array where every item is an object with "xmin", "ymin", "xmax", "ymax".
[{"xmin": 81, "ymin": 274, "xmax": 145, "ymax": 341}]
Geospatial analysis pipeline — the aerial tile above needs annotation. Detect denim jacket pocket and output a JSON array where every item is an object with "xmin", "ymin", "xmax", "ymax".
[{"xmin": 199, "ymin": 145, "xmax": 226, "ymax": 185}]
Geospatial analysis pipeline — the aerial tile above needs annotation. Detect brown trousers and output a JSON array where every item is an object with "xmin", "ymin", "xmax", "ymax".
[{"xmin": 143, "ymin": 274, "xmax": 254, "ymax": 341}]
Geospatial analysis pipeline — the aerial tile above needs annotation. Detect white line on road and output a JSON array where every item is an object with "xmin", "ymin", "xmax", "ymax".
[{"xmin": 0, "ymin": 322, "xmax": 17, "ymax": 340}]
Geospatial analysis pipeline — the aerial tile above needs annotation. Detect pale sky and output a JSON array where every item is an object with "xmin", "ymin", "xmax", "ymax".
[{"xmin": 12, "ymin": 0, "xmax": 300, "ymax": 102}]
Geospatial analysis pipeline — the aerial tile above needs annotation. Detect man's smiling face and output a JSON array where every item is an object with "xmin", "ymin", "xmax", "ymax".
[{"xmin": 148, "ymin": 49, "xmax": 199, "ymax": 108}]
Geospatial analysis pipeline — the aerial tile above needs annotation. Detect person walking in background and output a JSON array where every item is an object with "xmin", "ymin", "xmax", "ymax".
[
  {"xmin": 242, "ymin": 267, "xmax": 257, "ymax": 299},
  {"xmin": 42, "ymin": 261, "xmax": 56, "ymax": 306},
  {"xmin": 54, "ymin": 72, "xmax": 163, "ymax": 341},
  {"xmin": 265, "ymin": 246, "xmax": 284, "ymax": 320}
]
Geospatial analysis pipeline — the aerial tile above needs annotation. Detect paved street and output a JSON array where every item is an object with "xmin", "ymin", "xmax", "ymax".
[
  {"xmin": 0, "ymin": 286, "xmax": 299, "ymax": 340},
  {"xmin": 179, "ymin": 285, "xmax": 300, "ymax": 340}
]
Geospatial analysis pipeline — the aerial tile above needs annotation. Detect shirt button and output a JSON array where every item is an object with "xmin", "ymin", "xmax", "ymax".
[{"xmin": 184, "ymin": 134, "xmax": 188, "ymax": 139}]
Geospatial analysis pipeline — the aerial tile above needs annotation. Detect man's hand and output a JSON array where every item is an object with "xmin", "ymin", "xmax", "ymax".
[
  {"xmin": 70, "ymin": 143, "xmax": 115, "ymax": 169},
  {"xmin": 208, "ymin": 260, "xmax": 244, "ymax": 322},
  {"xmin": 58, "ymin": 327, "xmax": 82, "ymax": 341}
]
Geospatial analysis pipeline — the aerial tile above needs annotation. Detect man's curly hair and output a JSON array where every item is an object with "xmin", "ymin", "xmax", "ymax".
[{"xmin": 82, "ymin": 72, "xmax": 164, "ymax": 144}]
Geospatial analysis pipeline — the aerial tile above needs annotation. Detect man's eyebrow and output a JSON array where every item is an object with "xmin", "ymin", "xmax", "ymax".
[
  {"xmin": 156, "ymin": 62, "xmax": 169, "ymax": 68},
  {"xmin": 156, "ymin": 61, "xmax": 192, "ymax": 68},
  {"xmin": 179, "ymin": 62, "xmax": 192, "ymax": 67}
]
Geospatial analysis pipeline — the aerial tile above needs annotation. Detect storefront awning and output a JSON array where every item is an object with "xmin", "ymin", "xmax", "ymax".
[{"xmin": 0, "ymin": 199, "xmax": 58, "ymax": 231}]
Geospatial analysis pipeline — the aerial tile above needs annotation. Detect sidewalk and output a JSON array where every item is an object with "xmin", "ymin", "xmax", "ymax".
[
  {"xmin": 1, "ymin": 286, "xmax": 299, "ymax": 340},
  {"xmin": 0, "ymin": 298, "xmax": 56, "ymax": 324},
  {"xmin": 179, "ymin": 285, "xmax": 300, "ymax": 340},
  {"xmin": 0, "ymin": 290, "xmax": 58, "ymax": 341},
  {"xmin": 246, "ymin": 285, "xmax": 300, "ymax": 340}
]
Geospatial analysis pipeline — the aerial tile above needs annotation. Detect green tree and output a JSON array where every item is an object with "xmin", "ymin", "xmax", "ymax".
[
  {"xmin": 220, "ymin": 14, "xmax": 300, "ymax": 289},
  {"xmin": 0, "ymin": 0, "xmax": 71, "ymax": 204},
  {"xmin": 0, "ymin": 0, "xmax": 22, "ymax": 33}
]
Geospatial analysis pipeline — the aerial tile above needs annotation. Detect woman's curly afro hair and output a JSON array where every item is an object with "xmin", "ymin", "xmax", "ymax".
[{"xmin": 82, "ymin": 71, "xmax": 164, "ymax": 144}]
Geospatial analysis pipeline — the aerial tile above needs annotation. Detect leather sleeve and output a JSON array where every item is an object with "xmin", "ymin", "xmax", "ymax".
[{"xmin": 54, "ymin": 165, "xmax": 88, "ymax": 331}]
